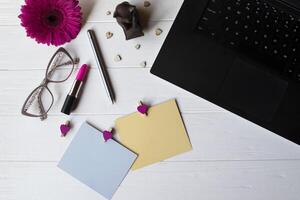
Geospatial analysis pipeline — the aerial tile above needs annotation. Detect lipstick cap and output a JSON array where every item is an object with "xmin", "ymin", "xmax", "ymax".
[{"xmin": 61, "ymin": 95, "xmax": 77, "ymax": 115}]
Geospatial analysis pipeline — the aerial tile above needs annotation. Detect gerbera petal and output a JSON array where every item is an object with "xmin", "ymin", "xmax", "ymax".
[{"xmin": 19, "ymin": 0, "xmax": 81, "ymax": 46}]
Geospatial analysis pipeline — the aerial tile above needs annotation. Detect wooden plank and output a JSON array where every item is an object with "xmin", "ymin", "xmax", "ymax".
[
  {"xmin": 0, "ymin": 0, "xmax": 19, "ymax": 25},
  {"xmin": 0, "ymin": 68, "xmax": 224, "ymax": 114},
  {"xmin": 0, "ymin": 0, "xmax": 183, "ymax": 25},
  {"xmin": 0, "ymin": 21, "xmax": 171, "ymax": 70},
  {"xmin": 2, "ymin": 1, "xmax": 300, "ymax": 200},
  {"xmin": 80, "ymin": 0, "xmax": 184, "ymax": 22},
  {"xmin": 1, "ymin": 160, "xmax": 300, "ymax": 200},
  {"xmin": 0, "ymin": 114, "xmax": 299, "ymax": 161}
]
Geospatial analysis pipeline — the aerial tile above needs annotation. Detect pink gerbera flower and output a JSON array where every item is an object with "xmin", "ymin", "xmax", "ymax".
[{"xmin": 19, "ymin": 0, "xmax": 82, "ymax": 46}]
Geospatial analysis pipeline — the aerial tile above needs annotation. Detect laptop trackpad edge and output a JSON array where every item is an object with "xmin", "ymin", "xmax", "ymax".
[{"xmin": 218, "ymin": 58, "xmax": 288, "ymax": 122}]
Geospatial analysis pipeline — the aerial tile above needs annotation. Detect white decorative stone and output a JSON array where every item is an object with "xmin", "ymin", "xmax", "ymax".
[
  {"xmin": 114, "ymin": 55, "xmax": 122, "ymax": 62},
  {"xmin": 106, "ymin": 32, "xmax": 113, "ymax": 39},
  {"xmin": 144, "ymin": 1, "xmax": 151, "ymax": 7},
  {"xmin": 140, "ymin": 61, "xmax": 147, "ymax": 67},
  {"xmin": 135, "ymin": 44, "xmax": 141, "ymax": 49},
  {"xmin": 155, "ymin": 28, "xmax": 163, "ymax": 36}
]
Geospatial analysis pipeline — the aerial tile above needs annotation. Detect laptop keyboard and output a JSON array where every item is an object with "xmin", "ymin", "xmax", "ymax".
[{"xmin": 197, "ymin": 0, "xmax": 300, "ymax": 81}]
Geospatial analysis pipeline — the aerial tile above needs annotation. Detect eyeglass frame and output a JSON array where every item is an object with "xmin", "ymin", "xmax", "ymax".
[{"xmin": 21, "ymin": 47, "xmax": 79, "ymax": 120}]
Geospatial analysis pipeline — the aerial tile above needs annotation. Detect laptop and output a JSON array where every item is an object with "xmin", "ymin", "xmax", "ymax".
[{"xmin": 151, "ymin": 0, "xmax": 300, "ymax": 145}]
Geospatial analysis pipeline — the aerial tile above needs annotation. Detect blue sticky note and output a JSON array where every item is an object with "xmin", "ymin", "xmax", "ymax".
[{"xmin": 58, "ymin": 122, "xmax": 137, "ymax": 199}]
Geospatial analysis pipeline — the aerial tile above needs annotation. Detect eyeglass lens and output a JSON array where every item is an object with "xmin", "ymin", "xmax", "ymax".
[
  {"xmin": 46, "ymin": 51, "xmax": 74, "ymax": 82},
  {"xmin": 23, "ymin": 85, "xmax": 54, "ymax": 118}
]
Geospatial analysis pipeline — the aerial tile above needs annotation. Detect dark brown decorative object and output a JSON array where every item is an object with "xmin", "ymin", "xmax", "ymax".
[{"xmin": 113, "ymin": 2, "xmax": 144, "ymax": 40}]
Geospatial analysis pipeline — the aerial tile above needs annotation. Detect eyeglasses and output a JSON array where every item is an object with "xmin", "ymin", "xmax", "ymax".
[{"xmin": 21, "ymin": 47, "xmax": 79, "ymax": 120}]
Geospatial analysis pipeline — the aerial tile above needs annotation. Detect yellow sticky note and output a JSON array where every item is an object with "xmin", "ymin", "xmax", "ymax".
[{"xmin": 115, "ymin": 99, "xmax": 192, "ymax": 170}]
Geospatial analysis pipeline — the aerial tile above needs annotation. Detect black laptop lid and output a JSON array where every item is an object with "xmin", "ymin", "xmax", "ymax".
[
  {"xmin": 281, "ymin": 0, "xmax": 300, "ymax": 9},
  {"xmin": 151, "ymin": 0, "xmax": 300, "ymax": 144}
]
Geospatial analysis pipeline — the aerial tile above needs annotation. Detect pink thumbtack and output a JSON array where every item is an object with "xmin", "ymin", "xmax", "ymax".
[
  {"xmin": 103, "ymin": 128, "xmax": 113, "ymax": 142},
  {"xmin": 137, "ymin": 101, "xmax": 149, "ymax": 116},
  {"xmin": 60, "ymin": 121, "xmax": 71, "ymax": 137}
]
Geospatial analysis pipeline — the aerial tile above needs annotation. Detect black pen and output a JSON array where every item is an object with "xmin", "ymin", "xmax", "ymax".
[{"xmin": 87, "ymin": 29, "xmax": 116, "ymax": 104}]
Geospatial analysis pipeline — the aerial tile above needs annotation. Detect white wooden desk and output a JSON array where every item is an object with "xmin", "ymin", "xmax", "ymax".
[{"xmin": 0, "ymin": 0, "xmax": 300, "ymax": 199}]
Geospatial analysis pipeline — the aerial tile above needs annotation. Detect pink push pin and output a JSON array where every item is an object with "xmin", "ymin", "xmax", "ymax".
[
  {"xmin": 60, "ymin": 121, "xmax": 71, "ymax": 137},
  {"xmin": 103, "ymin": 128, "xmax": 113, "ymax": 142},
  {"xmin": 137, "ymin": 101, "xmax": 149, "ymax": 116}
]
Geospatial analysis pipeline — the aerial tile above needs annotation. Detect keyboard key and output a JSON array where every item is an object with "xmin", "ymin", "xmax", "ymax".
[{"xmin": 197, "ymin": 0, "xmax": 300, "ymax": 81}]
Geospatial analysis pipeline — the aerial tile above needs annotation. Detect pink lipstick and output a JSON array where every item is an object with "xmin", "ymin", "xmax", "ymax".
[{"xmin": 61, "ymin": 64, "xmax": 88, "ymax": 115}]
